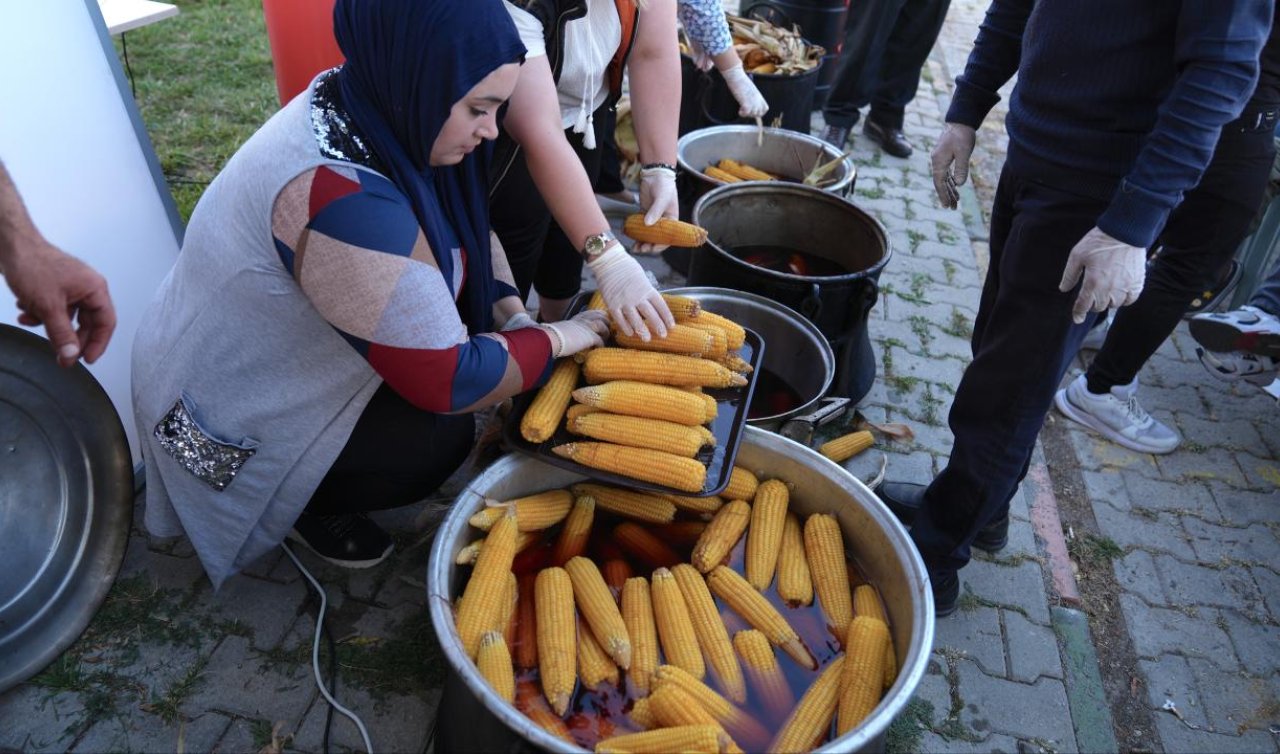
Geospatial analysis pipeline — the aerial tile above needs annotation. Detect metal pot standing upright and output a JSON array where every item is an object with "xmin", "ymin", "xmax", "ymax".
[{"xmin": 689, "ymin": 182, "xmax": 890, "ymax": 405}]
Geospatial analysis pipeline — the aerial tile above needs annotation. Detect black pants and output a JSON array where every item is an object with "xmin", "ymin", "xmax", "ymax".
[
  {"xmin": 910, "ymin": 155, "xmax": 1105, "ymax": 575},
  {"xmin": 490, "ymin": 105, "xmax": 611, "ymax": 302},
  {"xmin": 305, "ymin": 383, "xmax": 475, "ymax": 515},
  {"xmin": 1085, "ymin": 108, "xmax": 1279, "ymax": 393},
  {"xmin": 822, "ymin": 0, "xmax": 952, "ymax": 130}
]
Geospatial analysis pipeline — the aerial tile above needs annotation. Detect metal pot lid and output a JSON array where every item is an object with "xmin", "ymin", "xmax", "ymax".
[{"xmin": 0, "ymin": 324, "xmax": 133, "ymax": 693}]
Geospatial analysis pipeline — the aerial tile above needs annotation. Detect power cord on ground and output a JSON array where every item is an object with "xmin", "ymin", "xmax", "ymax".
[{"xmin": 282, "ymin": 541, "xmax": 374, "ymax": 754}]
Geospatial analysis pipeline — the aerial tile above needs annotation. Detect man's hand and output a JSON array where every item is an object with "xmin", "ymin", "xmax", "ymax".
[
  {"xmin": 930, "ymin": 123, "xmax": 977, "ymax": 209},
  {"xmin": 1058, "ymin": 227, "xmax": 1146, "ymax": 324},
  {"xmin": 636, "ymin": 166, "xmax": 679, "ymax": 254},
  {"xmin": 5, "ymin": 239, "xmax": 115, "ymax": 367},
  {"xmin": 586, "ymin": 243, "xmax": 675, "ymax": 340}
]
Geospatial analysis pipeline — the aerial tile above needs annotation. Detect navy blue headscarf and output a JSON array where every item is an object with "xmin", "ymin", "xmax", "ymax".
[{"xmin": 332, "ymin": 0, "xmax": 525, "ymax": 334}]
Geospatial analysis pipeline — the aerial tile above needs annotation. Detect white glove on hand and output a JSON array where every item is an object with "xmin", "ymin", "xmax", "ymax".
[
  {"xmin": 930, "ymin": 123, "xmax": 977, "ymax": 209},
  {"xmin": 587, "ymin": 243, "xmax": 676, "ymax": 340},
  {"xmin": 1058, "ymin": 227, "xmax": 1146, "ymax": 324},
  {"xmin": 720, "ymin": 63, "xmax": 769, "ymax": 118},
  {"xmin": 687, "ymin": 36, "xmax": 714, "ymax": 71},
  {"xmin": 541, "ymin": 309, "xmax": 610, "ymax": 358},
  {"xmin": 637, "ymin": 166, "xmax": 680, "ymax": 254},
  {"xmin": 499, "ymin": 311, "xmax": 537, "ymax": 332}
]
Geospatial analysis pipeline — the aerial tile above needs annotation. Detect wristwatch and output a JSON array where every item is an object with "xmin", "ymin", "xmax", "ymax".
[{"xmin": 580, "ymin": 231, "xmax": 617, "ymax": 262}]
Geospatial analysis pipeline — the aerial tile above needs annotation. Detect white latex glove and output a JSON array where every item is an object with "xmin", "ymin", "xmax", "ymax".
[
  {"xmin": 1058, "ymin": 227, "xmax": 1146, "ymax": 324},
  {"xmin": 636, "ymin": 166, "xmax": 680, "ymax": 255},
  {"xmin": 540, "ymin": 309, "xmax": 610, "ymax": 357},
  {"xmin": 720, "ymin": 62, "xmax": 769, "ymax": 118},
  {"xmin": 587, "ymin": 243, "xmax": 676, "ymax": 340},
  {"xmin": 930, "ymin": 123, "xmax": 977, "ymax": 209},
  {"xmin": 499, "ymin": 311, "xmax": 536, "ymax": 332},
  {"xmin": 687, "ymin": 36, "xmax": 714, "ymax": 71}
]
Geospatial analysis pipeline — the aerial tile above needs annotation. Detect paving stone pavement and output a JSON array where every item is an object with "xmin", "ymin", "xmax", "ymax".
[{"xmin": 4, "ymin": 3, "xmax": 1279, "ymax": 753}]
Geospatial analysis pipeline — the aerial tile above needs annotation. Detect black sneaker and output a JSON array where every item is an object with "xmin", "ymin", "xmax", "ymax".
[
  {"xmin": 931, "ymin": 568, "xmax": 960, "ymax": 618},
  {"xmin": 874, "ymin": 481, "xmax": 1008, "ymax": 553},
  {"xmin": 288, "ymin": 512, "xmax": 394, "ymax": 568},
  {"xmin": 819, "ymin": 124, "xmax": 851, "ymax": 149}
]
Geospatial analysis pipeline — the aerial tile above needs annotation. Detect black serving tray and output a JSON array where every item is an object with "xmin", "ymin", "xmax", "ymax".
[{"xmin": 503, "ymin": 306, "xmax": 763, "ymax": 498}]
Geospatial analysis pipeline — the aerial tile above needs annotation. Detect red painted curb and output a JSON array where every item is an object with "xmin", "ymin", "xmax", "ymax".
[{"xmin": 1026, "ymin": 461, "xmax": 1082, "ymax": 607}]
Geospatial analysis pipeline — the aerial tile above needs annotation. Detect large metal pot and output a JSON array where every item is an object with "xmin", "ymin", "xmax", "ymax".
[{"xmin": 428, "ymin": 427, "xmax": 935, "ymax": 753}]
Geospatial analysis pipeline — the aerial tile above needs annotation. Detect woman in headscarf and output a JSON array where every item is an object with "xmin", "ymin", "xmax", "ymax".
[{"xmin": 131, "ymin": 0, "xmax": 608, "ymax": 587}]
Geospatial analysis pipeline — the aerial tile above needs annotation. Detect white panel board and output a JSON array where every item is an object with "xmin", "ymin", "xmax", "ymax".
[{"xmin": 0, "ymin": 0, "xmax": 183, "ymax": 463}]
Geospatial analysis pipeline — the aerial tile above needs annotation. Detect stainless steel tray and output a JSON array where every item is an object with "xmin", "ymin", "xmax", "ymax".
[{"xmin": 0, "ymin": 324, "xmax": 133, "ymax": 692}]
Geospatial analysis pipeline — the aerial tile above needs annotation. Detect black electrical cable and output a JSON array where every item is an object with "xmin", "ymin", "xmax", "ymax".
[{"xmin": 120, "ymin": 32, "xmax": 137, "ymax": 99}]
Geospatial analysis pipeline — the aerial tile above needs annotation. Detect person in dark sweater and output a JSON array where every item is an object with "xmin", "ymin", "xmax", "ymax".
[
  {"xmin": 875, "ymin": 0, "xmax": 1272, "ymax": 617},
  {"xmin": 1053, "ymin": 21, "xmax": 1280, "ymax": 454}
]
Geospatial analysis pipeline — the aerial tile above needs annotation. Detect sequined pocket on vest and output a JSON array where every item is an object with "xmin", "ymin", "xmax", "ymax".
[{"xmin": 153, "ymin": 394, "xmax": 258, "ymax": 491}]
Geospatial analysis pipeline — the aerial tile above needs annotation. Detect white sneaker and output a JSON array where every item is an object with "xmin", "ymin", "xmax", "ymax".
[
  {"xmin": 1053, "ymin": 374, "xmax": 1180, "ymax": 454},
  {"xmin": 1194, "ymin": 347, "xmax": 1279, "ymax": 385}
]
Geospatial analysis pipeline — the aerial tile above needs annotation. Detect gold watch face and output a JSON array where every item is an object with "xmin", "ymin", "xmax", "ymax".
[{"xmin": 584, "ymin": 233, "xmax": 611, "ymax": 258}]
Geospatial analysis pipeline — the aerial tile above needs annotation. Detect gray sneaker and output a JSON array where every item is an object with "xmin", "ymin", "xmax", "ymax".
[{"xmin": 1053, "ymin": 375, "xmax": 1180, "ymax": 454}]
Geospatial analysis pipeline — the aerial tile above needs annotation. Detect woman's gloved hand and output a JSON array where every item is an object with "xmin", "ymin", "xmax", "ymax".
[
  {"xmin": 720, "ymin": 62, "xmax": 769, "ymax": 118},
  {"xmin": 1058, "ymin": 227, "xmax": 1146, "ymax": 324},
  {"xmin": 540, "ymin": 309, "xmax": 610, "ymax": 358},
  {"xmin": 637, "ymin": 165, "xmax": 679, "ymax": 255},
  {"xmin": 587, "ymin": 243, "xmax": 675, "ymax": 340},
  {"xmin": 499, "ymin": 311, "xmax": 536, "ymax": 332}
]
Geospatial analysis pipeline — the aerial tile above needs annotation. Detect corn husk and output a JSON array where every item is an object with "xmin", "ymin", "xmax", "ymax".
[{"xmin": 726, "ymin": 13, "xmax": 824, "ymax": 76}]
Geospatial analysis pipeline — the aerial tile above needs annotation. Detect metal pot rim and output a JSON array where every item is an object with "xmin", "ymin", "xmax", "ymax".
[{"xmin": 676, "ymin": 125, "xmax": 856, "ymax": 194}]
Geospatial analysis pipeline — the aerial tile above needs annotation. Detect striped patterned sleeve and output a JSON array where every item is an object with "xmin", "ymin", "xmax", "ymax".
[{"xmin": 271, "ymin": 165, "xmax": 555, "ymax": 413}]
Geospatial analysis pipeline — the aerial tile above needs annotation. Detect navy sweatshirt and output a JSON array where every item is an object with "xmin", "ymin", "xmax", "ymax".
[{"xmin": 947, "ymin": 0, "xmax": 1272, "ymax": 248}]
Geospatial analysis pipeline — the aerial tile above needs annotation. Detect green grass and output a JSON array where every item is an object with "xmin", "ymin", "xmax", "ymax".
[
  {"xmin": 114, "ymin": 0, "xmax": 278, "ymax": 221},
  {"xmin": 885, "ymin": 697, "xmax": 934, "ymax": 754},
  {"xmin": 1068, "ymin": 534, "xmax": 1125, "ymax": 567}
]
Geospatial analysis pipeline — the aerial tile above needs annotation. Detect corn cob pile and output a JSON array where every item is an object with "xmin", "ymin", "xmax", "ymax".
[
  {"xmin": 703, "ymin": 159, "xmax": 779, "ymax": 184},
  {"xmin": 453, "ymin": 469, "xmax": 899, "ymax": 752},
  {"xmin": 519, "ymin": 293, "xmax": 755, "ymax": 494},
  {"xmin": 727, "ymin": 13, "xmax": 824, "ymax": 76}
]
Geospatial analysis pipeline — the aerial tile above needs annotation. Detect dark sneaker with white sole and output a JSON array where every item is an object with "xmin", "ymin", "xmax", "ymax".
[
  {"xmin": 1189, "ymin": 305, "xmax": 1280, "ymax": 359},
  {"xmin": 288, "ymin": 512, "xmax": 394, "ymax": 568}
]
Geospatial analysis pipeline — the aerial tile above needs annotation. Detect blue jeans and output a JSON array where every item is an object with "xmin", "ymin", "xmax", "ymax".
[
  {"xmin": 1250, "ymin": 256, "xmax": 1280, "ymax": 315},
  {"xmin": 909, "ymin": 156, "xmax": 1105, "ymax": 575}
]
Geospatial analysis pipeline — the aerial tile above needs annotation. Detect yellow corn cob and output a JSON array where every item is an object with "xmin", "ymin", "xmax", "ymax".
[
  {"xmin": 456, "ymin": 510, "xmax": 519, "ymax": 659},
  {"xmin": 769, "ymin": 656, "xmax": 846, "ymax": 753},
  {"xmin": 692, "ymin": 312, "xmax": 745, "ymax": 351},
  {"xmin": 477, "ymin": 631, "xmax": 515, "ymax": 703},
  {"xmin": 514, "ymin": 572, "xmax": 538, "ymax": 669},
  {"xmin": 555, "ymin": 442, "xmax": 708, "ymax": 493},
  {"xmin": 705, "ymin": 165, "xmax": 744, "ymax": 183},
  {"xmin": 573, "ymin": 381, "xmax": 711, "ymax": 425},
  {"xmin": 587, "ymin": 290, "xmax": 607, "ymax": 311},
  {"xmin": 602, "ymin": 558, "xmax": 633, "ymax": 600},
  {"xmin": 691, "ymin": 500, "xmax": 751, "ymax": 573},
  {"xmin": 534, "ymin": 566, "xmax": 577, "ymax": 715},
  {"xmin": 614, "ymin": 523, "xmax": 682, "ymax": 569},
  {"xmin": 454, "ymin": 530, "xmax": 539, "ymax": 566},
  {"xmin": 571, "ymin": 483, "xmax": 678, "ymax": 524},
  {"xmin": 621, "ymin": 577, "xmax": 660, "ymax": 694},
  {"xmin": 550, "ymin": 494, "xmax": 595, "ymax": 567},
  {"xmin": 566, "ymin": 403, "xmax": 602, "ymax": 423},
  {"xmin": 804, "ymin": 514, "xmax": 854, "ymax": 636},
  {"xmin": 679, "ymin": 321, "xmax": 730, "ymax": 358},
  {"xmin": 614, "ymin": 324, "xmax": 716, "ymax": 357},
  {"xmin": 706, "ymin": 566, "xmax": 815, "ymax": 670},
  {"xmin": 651, "ymin": 568, "xmax": 705, "ymax": 679},
  {"xmin": 658, "ymin": 520, "xmax": 708, "ymax": 546},
  {"xmin": 732, "ymin": 630, "xmax": 795, "ymax": 719},
  {"xmin": 661, "ymin": 293, "xmax": 703, "ymax": 320},
  {"xmin": 470, "ymin": 490, "xmax": 573, "ymax": 532},
  {"xmin": 722, "ymin": 466, "xmax": 758, "ymax": 502},
  {"xmin": 566, "ymin": 556, "xmax": 633, "ymax": 669},
  {"xmin": 569, "ymin": 412, "xmax": 707, "ymax": 458},
  {"xmin": 516, "ymin": 680, "xmax": 576, "ymax": 744},
  {"xmin": 663, "ymin": 493, "xmax": 724, "ymax": 519},
  {"xmin": 688, "ymin": 390, "xmax": 719, "ymax": 420},
  {"xmin": 628, "ymin": 696, "xmax": 656, "ymax": 730},
  {"xmin": 500, "ymin": 572, "xmax": 519, "ymax": 648},
  {"xmin": 579, "ymin": 614, "xmax": 622, "ymax": 688},
  {"xmin": 582, "ymin": 349, "xmax": 748, "ymax": 388},
  {"xmin": 520, "ymin": 359, "xmax": 580, "ymax": 443},
  {"xmin": 622, "ymin": 215, "xmax": 710, "ymax": 248},
  {"xmin": 696, "ymin": 426, "xmax": 717, "ymax": 447},
  {"xmin": 818, "ymin": 430, "xmax": 874, "ymax": 463},
  {"xmin": 596, "ymin": 725, "xmax": 727, "ymax": 754},
  {"xmin": 648, "ymin": 685, "xmax": 744, "ymax": 754},
  {"xmin": 836, "ymin": 616, "xmax": 891, "ymax": 734},
  {"xmin": 716, "ymin": 159, "xmax": 776, "ymax": 182},
  {"xmin": 745, "ymin": 479, "xmax": 789, "ymax": 591},
  {"xmin": 672, "ymin": 564, "xmax": 747, "ymax": 704},
  {"xmin": 776, "ymin": 514, "xmax": 813, "ymax": 607},
  {"xmin": 714, "ymin": 354, "xmax": 754, "ymax": 374},
  {"xmin": 650, "ymin": 665, "xmax": 771, "ymax": 746},
  {"xmin": 853, "ymin": 585, "xmax": 898, "ymax": 690}
]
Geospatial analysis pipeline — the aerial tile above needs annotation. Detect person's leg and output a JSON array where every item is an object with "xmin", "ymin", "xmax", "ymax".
[
  {"xmin": 490, "ymin": 142, "xmax": 553, "ymax": 301},
  {"xmin": 1249, "ymin": 256, "xmax": 1280, "ymax": 315},
  {"xmin": 866, "ymin": 0, "xmax": 952, "ymax": 131},
  {"xmin": 821, "ymin": 0, "xmax": 907, "ymax": 130},
  {"xmin": 910, "ymin": 161, "xmax": 1106, "ymax": 611}
]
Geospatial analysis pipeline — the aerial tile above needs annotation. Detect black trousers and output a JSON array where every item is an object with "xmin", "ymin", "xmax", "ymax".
[
  {"xmin": 822, "ymin": 0, "xmax": 952, "ymax": 130},
  {"xmin": 490, "ymin": 105, "xmax": 611, "ymax": 302},
  {"xmin": 305, "ymin": 383, "xmax": 475, "ymax": 515},
  {"xmin": 1085, "ymin": 108, "xmax": 1278, "ymax": 393},
  {"xmin": 910, "ymin": 155, "xmax": 1104, "ymax": 575}
]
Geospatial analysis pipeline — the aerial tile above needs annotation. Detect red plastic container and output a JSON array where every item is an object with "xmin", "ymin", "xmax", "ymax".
[{"xmin": 261, "ymin": 0, "xmax": 345, "ymax": 106}]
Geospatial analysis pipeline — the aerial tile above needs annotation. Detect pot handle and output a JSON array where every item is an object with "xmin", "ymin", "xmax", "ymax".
[
  {"xmin": 741, "ymin": 2, "xmax": 794, "ymax": 30},
  {"xmin": 856, "ymin": 278, "xmax": 879, "ymax": 319},
  {"xmin": 798, "ymin": 282, "xmax": 823, "ymax": 322}
]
